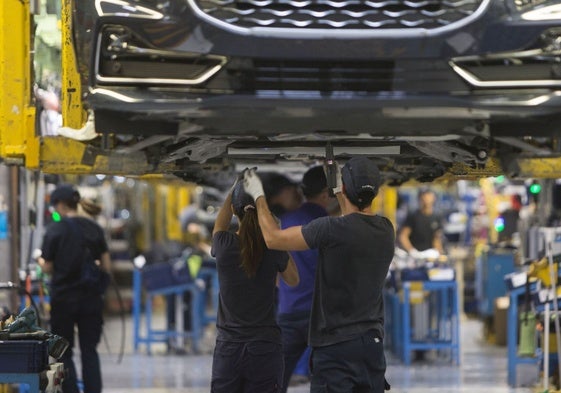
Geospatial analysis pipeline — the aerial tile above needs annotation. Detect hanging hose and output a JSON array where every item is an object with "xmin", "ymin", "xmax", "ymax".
[{"xmin": 101, "ymin": 277, "xmax": 126, "ymax": 364}]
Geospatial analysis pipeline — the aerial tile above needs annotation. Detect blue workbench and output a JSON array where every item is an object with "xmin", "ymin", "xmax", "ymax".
[
  {"xmin": 506, "ymin": 283, "xmax": 541, "ymax": 387},
  {"xmin": 132, "ymin": 268, "xmax": 205, "ymax": 354},
  {"xmin": 385, "ymin": 280, "xmax": 460, "ymax": 365}
]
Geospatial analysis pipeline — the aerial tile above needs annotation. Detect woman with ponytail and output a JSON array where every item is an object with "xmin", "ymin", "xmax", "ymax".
[{"xmin": 211, "ymin": 177, "xmax": 299, "ymax": 393}]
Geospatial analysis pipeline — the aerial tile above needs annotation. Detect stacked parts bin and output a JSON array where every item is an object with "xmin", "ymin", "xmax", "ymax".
[{"xmin": 0, "ymin": 340, "xmax": 49, "ymax": 392}]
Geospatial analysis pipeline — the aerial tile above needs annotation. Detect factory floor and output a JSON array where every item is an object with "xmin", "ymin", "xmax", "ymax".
[{"xmin": 87, "ymin": 313, "xmax": 538, "ymax": 393}]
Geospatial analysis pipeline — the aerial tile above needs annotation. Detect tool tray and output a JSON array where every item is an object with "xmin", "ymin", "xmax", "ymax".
[{"xmin": 0, "ymin": 340, "xmax": 49, "ymax": 373}]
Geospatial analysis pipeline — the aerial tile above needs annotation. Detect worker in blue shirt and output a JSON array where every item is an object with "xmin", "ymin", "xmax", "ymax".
[{"xmin": 278, "ymin": 166, "xmax": 333, "ymax": 392}]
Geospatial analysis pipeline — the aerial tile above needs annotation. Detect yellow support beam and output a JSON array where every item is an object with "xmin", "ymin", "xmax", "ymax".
[
  {"xmin": 515, "ymin": 156, "xmax": 561, "ymax": 178},
  {"xmin": 0, "ymin": 0, "xmax": 38, "ymax": 167},
  {"xmin": 61, "ymin": 0, "xmax": 86, "ymax": 129},
  {"xmin": 40, "ymin": 136, "xmax": 178, "ymax": 175}
]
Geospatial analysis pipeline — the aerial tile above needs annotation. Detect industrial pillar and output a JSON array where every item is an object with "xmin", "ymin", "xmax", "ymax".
[
  {"xmin": 0, "ymin": 165, "xmax": 11, "ymax": 311},
  {"xmin": 8, "ymin": 166, "xmax": 21, "ymax": 312}
]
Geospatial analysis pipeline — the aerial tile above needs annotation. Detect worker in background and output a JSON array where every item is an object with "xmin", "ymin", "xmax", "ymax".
[
  {"xmin": 261, "ymin": 173, "xmax": 302, "ymax": 217},
  {"xmin": 498, "ymin": 194, "xmax": 522, "ymax": 244},
  {"xmin": 243, "ymin": 157, "xmax": 394, "ymax": 393},
  {"xmin": 398, "ymin": 188, "xmax": 444, "ymax": 257},
  {"xmin": 39, "ymin": 184, "xmax": 111, "ymax": 393},
  {"xmin": 278, "ymin": 166, "xmax": 333, "ymax": 392},
  {"xmin": 210, "ymin": 179, "xmax": 299, "ymax": 392}
]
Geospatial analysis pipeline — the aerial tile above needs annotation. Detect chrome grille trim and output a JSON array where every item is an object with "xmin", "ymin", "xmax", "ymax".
[{"xmin": 186, "ymin": 0, "xmax": 490, "ymax": 38}]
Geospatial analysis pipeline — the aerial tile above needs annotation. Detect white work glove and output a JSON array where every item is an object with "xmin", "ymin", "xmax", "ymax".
[
  {"xmin": 243, "ymin": 168, "xmax": 265, "ymax": 201},
  {"xmin": 408, "ymin": 248, "xmax": 421, "ymax": 259},
  {"xmin": 324, "ymin": 161, "xmax": 343, "ymax": 194},
  {"xmin": 420, "ymin": 248, "xmax": 440, "ymax": 261},
  {"xmin": 333, "ymin": 162, "xmax": 343, "ymax": 194}
]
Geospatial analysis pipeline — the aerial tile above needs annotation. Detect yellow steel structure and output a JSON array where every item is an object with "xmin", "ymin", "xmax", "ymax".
[
  {"xmin": 61, "ymin": 0, "xmax": 86, "ymax": 130},
  {"xmin": 2, "ymin": 0, "xmax": 561, "ymax": 182},
  {"xmin": 61, "ymin": 0, "xmax": 87, "ymax": 129},
  {"xmin": 372, "ymin": 185, "xmax": 397, "ymax": 229},
  {"xmin": 0, "ymin": 0, "xmax": 38, "ymax": 168}
]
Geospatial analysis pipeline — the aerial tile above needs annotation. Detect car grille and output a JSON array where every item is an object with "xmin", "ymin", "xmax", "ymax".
[
  {"xmin": 227, "ymin": 59, "xmax": 395, "ymax": 92},
  {"xmin": 192, "ymin": 0, "xmax": 485, "ymax": 30}
]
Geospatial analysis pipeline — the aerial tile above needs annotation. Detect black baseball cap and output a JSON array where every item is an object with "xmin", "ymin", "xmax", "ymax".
[
  {"xmin": 341, "ymin": 157, "xmax": 381, "ymax": 205},
  {"xmin": 50, "ymin": 184, "xmax": 81, "ymax": 206},
  {"xmin": 301, "ymin": 166, "xmax": 327, "ymax": 198},
  {"xmin": 232, "ymin": 180, "xmax": 255, "ymax": 217}
]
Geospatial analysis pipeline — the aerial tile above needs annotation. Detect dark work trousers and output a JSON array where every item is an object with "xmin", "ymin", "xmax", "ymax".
[
  {"xmin": 50, "ymin": 294, "xmax": 104, "ymax": 393},
  {"xmin": 211, "ymin": 340, "xmax": 283, "ymax": 393},
  {"xmin": 278, "ymin": 310, "xmax": 310, "ymax": 393},
  {"xmin": 310, "ymin": 332, "xmax": 386, "ymax": 393}
]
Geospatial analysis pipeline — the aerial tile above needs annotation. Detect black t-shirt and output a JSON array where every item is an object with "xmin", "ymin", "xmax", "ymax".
[
  {"xmin": 401, "ymin": 210, "xmax": 442, "ymax": 251},
  {"xmin": 41, "ymin": 216, "xmax": 108, "ymax": 300},
  {"xmin": 302, "ymin": 213, "xmax": 395, "ymax": 347},
  {"xmin": 211, "ymin": 231, "xmax": 289, "ymax": 343}
]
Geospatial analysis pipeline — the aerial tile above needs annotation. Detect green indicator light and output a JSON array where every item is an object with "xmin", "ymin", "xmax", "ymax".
[
  {"xmin": 52, "ymin": 211, "xmax": 61, "ymax": 222},
  {"xmin": 529, "ymin": 183, "xmax": 541, "ymax": 194},
  {"xmin": 495, "ymin": 175, "xmax": 505, "ymax": 183},
  {"xmin": 494, "ymin": 217, "xmax": 505, "ymax": 233}
]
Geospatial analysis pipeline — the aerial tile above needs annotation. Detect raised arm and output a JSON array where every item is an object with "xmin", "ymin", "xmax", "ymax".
[
  {"xmin": 255, "ymin": 197, "xmax": 309, "ymax": 251},
  {"xmin": 213, "ymin": 191, "xmax": 233, "ymax": 236},
  {"xmin": 243, "ymin": 169, "xmax": 309, "ymax": 251}
]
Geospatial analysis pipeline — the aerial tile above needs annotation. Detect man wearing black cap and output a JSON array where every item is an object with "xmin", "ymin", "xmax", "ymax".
[
  {"xmin": 277, "ymin": 166, "xmax": 333, "ymax": 392},
  {"xmin": 40, "ymin": 184, "xmax": 110, "ymax": 393},
  {"xmin": 243, "ymin": 157, "xmax": 394, "ymax": 393}
]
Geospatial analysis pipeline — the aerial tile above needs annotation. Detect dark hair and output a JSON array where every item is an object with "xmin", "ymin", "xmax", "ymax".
[
  {"xmin": 418, "ymin": 188, "xmax": 434, "ymax": 199},
  {"xmin": 353, "ymin": 189, "xmax": 376, "ymax": 210},
  {"xmin": 232, "ymin": 182, "xmax": 265, "ymax": 277},
  {"xmin": 51, "ymin": 184, "xmax": 81, "ymax": 210},
  {"xmin": 301, "ymin": 166, "xmax": 327, "ymax": 198}
]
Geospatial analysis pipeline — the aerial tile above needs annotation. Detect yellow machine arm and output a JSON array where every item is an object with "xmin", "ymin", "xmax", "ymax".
[
  {"xmin": 0, "ymin": 0, "xmax": 38, "ymax": 168},
  {"xmin": 1, "ymin": 0, "xmax": 560, "ymax": 179}
]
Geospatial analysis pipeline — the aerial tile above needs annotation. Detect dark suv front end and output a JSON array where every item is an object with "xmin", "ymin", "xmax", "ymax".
[{"xmin": 72, "ymin": 0, "xmax": 561, "ymax": 182}]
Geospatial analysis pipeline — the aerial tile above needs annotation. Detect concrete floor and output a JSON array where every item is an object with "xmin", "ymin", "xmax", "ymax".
[{"xmin": 82, "ymin": 313, "xmax": 541, "ymax": 393}]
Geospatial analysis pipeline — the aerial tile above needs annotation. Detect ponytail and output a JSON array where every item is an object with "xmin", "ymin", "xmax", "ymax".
[{"xmin": 238, "ymin": 209, "xmax": 265, "ymax": 278}]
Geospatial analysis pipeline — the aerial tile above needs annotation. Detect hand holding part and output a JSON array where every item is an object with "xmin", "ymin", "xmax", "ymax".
[
  {"xmin": 229, "ymin": 167, "xmax": 251, "ymax": 195},
  {"xmin": 243, "ymin": 168, "xmax": 265, "ymax": 200},
  {"xmin": 408, "ymin": 248, "xmax": 421, "ymax": 259},
  {"xmin": 326, "ymin": 161, "xmax": 342, "ymax": 194}
]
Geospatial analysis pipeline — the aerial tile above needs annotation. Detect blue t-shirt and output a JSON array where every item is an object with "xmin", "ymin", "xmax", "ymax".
[{"xmin": 278, "ymin": 202, "xmax": 328, "ymax": 315}]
